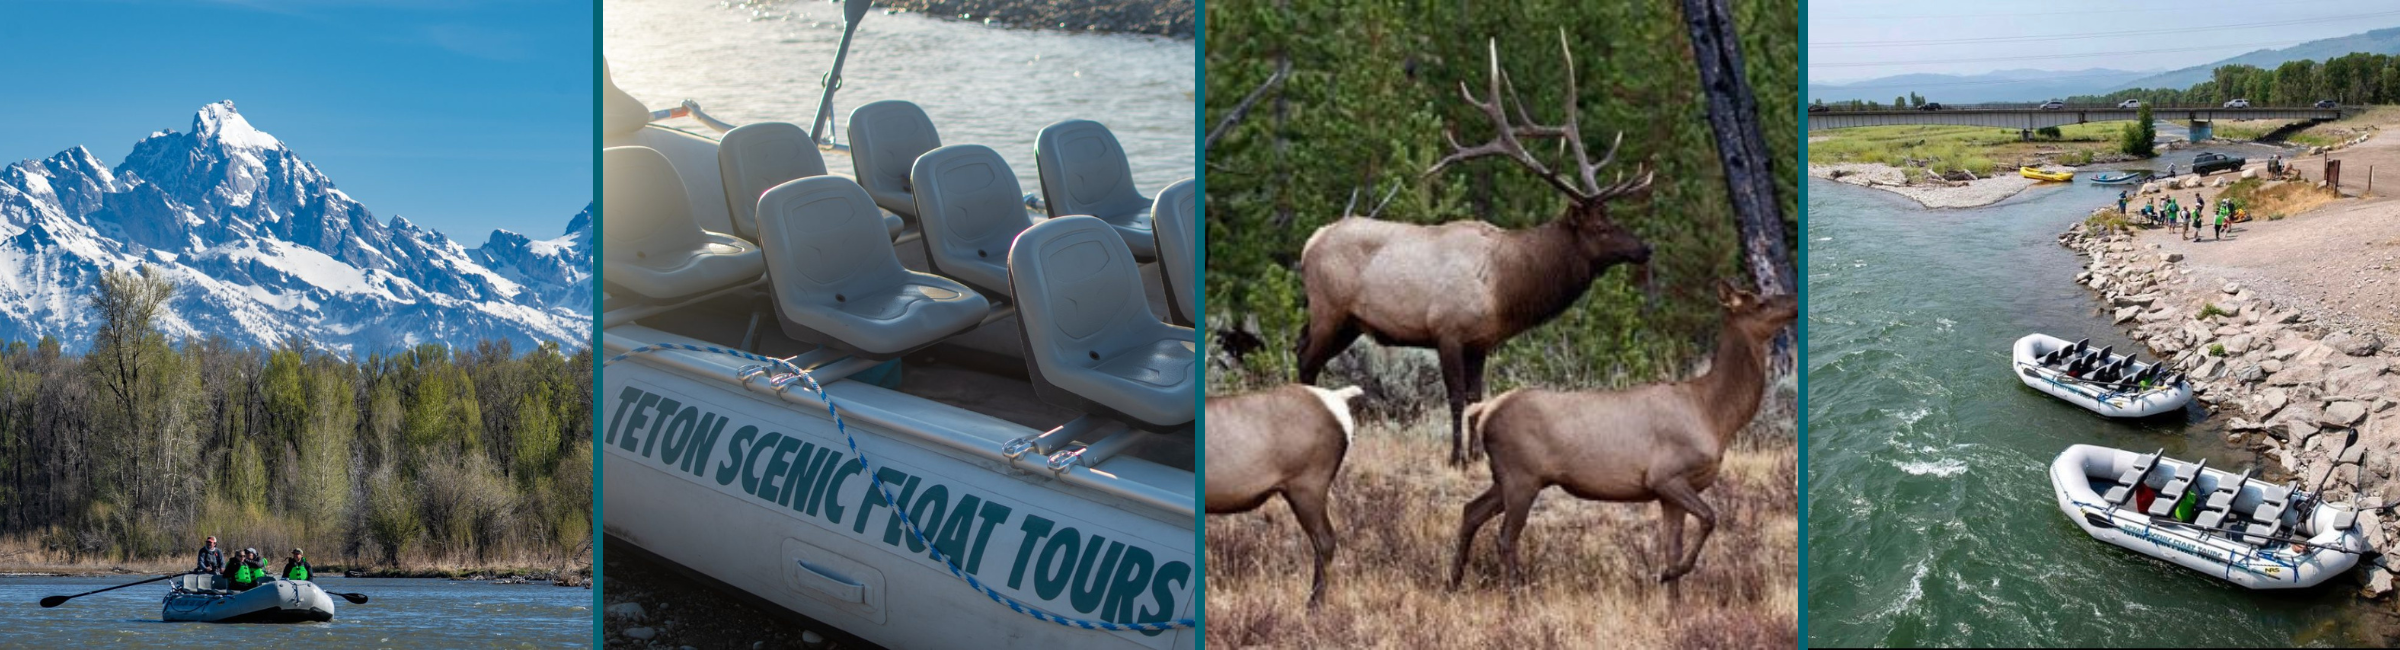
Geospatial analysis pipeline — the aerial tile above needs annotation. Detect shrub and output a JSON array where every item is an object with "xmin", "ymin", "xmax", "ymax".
[
  {"xmin": 2198, "ymin": 303, "xmax": 2230, "ymax": 320},
  {"xmin": 2209, "ymin": 343, "xmax": 2226, "ymax": 357}
]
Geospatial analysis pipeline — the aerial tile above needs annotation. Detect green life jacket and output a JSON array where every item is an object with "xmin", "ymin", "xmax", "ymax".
[
  {"xmin": 286, "ymin": 562, "xmax": 309, "ymax": 581},
  {"xmin": 2173, "ymin": 490, "xmax": 2199, "ymax": 522},
  {"xmin": 233, "ymin": 564, "xmax": 260, "ymax": 586}
]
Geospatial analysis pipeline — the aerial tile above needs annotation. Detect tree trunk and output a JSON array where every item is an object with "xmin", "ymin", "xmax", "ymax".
[{"xmin": 1679, "ymin": 0, "xmax": 1795, "ymax": 366}]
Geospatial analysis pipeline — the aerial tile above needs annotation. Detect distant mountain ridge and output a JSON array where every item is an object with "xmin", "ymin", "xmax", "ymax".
[
  {"xmin": 0, "ymin": 101, "xmax": 590, "ymax": 353},
  {"xmin": 2110, "ymin": 26, "xmax": 2400, "ymax": 91},
  {"xmin": 1809, "ymin": 68, "xmax": 2157, "ymax": 105}
]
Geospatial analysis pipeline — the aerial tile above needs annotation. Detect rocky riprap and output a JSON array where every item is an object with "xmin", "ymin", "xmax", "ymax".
[
  {"xmin": 879, "ymin": 0, "xmax": 1192, "ymax": 37},
  {"xmin": 2060, "ymin": 221, "xmax": 2400, "ymax": 597}
]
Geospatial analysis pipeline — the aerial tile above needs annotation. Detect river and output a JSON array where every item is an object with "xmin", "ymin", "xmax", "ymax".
[
  {"xmin": 0, "ymin": 575, "xmax": 588, "ymax": 648},
  {"xmin": 1804, "ymin": 146, "xmax": 2397, "ymax": 646},
  {"xmin": 604, "ymin": 0, "xmax": 1195, "ymax": 196}
]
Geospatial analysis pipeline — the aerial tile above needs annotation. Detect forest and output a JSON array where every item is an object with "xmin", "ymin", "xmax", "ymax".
[
  {"xmin": 1203, "ymin": 0, "xmax": 1799, "ymax": 400},
  {"xmin": 0, "ymin": 266, "xmax": 592, "ymax": 574},
  {"xmin": 1816, "ymin": 53, "xmax": 2400, "ymax": 109}
]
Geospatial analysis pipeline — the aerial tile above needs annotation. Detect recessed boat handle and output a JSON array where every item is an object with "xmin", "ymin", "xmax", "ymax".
[{"xmin": 795, "ymin": 559, "xmax": 866, "ymax": 603}]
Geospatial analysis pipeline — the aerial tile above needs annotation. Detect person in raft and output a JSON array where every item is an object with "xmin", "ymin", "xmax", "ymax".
[
  {"xmin": 282, "ymin": 548, "xmax": 312, "ymax": 582},
  {"xmin": 226, "ymin": 548, "xmax": 269, "ymax": 592},
  {"xmin": 195, "ymin": 536, "xmax": 225, "ymax": 575}
]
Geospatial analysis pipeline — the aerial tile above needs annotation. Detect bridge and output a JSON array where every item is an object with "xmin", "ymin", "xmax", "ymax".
[{"xmin": 1806, "ymin": 106, "xmax": 2344, "ymax": 136}]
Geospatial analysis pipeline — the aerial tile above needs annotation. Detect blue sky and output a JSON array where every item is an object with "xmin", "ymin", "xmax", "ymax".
[
  {"xmin": 0, "ymin": 0, "xmax": 591, "ymax": 241},
  {"xmin": 1810, "ymin": 0, "xmax": 2400, "ymax": 83}
]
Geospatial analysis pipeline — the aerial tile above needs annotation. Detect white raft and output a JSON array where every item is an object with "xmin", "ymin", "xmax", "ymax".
[
  {"xmin": 162, "ymin": 575, "xmax": 336, "ymax": 623},
  {"xmin": 2012, "ymin": 333, "xmax": 2191, "ymax": 418},
  {"xmin": 2050, "ymin": 444, "xmax": 2365, "ymax": 589}
]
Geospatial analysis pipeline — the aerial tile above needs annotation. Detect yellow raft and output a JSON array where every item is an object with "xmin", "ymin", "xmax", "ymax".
[{"xmin": 2020, "ymin": 166, "xmax": 2074, "ymax": 182}]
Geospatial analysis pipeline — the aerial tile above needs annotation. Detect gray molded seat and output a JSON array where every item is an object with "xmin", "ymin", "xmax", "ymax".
[
  {"xmin": 909, "ymin": 144, "xmax": 1036, "ymax": 299},
  {"xmin": 1151, "ymin": 178, "xmax": 1197, "ymax": 326},
  {"xmin": 1034, "ymin": 119, "xmax": 1157, "ymax": 261},
  {"xmin": 719, "ymin": 122, "xmax": 905, "ymax": 243},
  {"xmin": 1008, "ymin": 215, "xmax": 1196, "ymax": 428},
  {"xmin": 604, "ymin": 146, "xmax": 766, "ymax": 301},
  {"xmin": 755, "ymin": 176, "xmax": 989, "ymax": 359},
  {"xmin": 2145, "ymin": 459, "xmax": 2202, "ymax": 517},
  {"xmin": 2105, "ymin": 449, "xmax": 2162, "ymax": 506},
  {"xmin": 2196, "ymin": 468, "xmax": 2253, "ymax": 530},
  {"xmin": 848, "ymin": 100, "xmax": 941, "ymax": 223}
]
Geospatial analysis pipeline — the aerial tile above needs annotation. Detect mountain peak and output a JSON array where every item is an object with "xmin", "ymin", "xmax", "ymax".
[{"xmin": 191, "ymin": 100, "xmax": 283, "ymax": 150}]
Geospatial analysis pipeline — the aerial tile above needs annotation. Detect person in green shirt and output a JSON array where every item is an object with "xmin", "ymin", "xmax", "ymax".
[
  {"xmin": 2215, "ymin": 201, "xmax": 2230, "ymax": 240},
  {"xmin": 282, "ymin": 548, "xmax": 312, "ymax": 582}
]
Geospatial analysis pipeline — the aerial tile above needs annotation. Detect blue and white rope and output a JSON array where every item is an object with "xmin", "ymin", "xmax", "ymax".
[{"xmin": 604, "ymin": 343, "xmax": 1197, "ymax": 632}]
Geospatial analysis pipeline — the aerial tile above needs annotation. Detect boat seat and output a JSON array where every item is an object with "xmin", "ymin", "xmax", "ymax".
[
  {"xmin": 2106, "ymin": 448, "xmax": 2163, "ymax": 506},
  {"xmin": 2252, "ymin": 483, "xmax": 2293, "ymax": 524},
  {"xmin": 756, "ymin": 176, "xmax": 990, "ymax": 359},
  {"xmin": 603, "ymin": 146, "xmax": 767, "ymax": 302},
  {"xmin": 1008, "ymin": 215, "xmax": 1196, "ymax": 428},
  {"xmin": 848, "ymin": 100, "xmax": 942, "ymax": 224},
  {"xmin": 719, "ymin": 122, "xmax": 902, "ymax": 243},
  {"xmin": 1151, "ymin": 178, "xmax": 1197, "ymax": 326},
  {"xmin": 1035, "ymin": 119, "xmax": 1157, "ymax": 261},
  {"xmin": 909, "ymin": 144, "xmax": 1036, "ymax": 299},
  {"xmin": 2199, "ymin": 468, "xmax": 2254, "ymax": 530},
  {"xmin": 2145, "ymin": 458, "xmax": 2203, "ymax": 517},
  {"xmin": 2243, "ymin": 520, "xmax": 2282, "ymax": 545}
]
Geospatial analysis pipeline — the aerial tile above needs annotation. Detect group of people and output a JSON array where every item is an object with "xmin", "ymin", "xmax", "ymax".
[
  {"xmin": 2129, "ymin": 190, "xmax": 2237, "ymax": 241},
  {"xmin": 194, "ymin": 536, "xmax": 313, "ymax": 592}
]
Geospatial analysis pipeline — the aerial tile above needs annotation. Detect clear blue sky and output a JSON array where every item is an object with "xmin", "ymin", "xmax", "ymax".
[
  {"xmin": 1810, "ymin": 0, "xmax": 2400, "ymax": 83},
  {"xmin": 0, "ymin": 0, "xmax": 591, "ymax": 241}
]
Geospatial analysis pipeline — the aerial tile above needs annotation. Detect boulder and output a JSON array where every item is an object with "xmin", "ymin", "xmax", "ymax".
[
  {"xmin": 2326, "ymin": 401, "xmax": 2369, "ymax": 426},
  {"xmin": 2328, "ymin": 332, "xmax": 2385, "ymax": 356},
  {"xmin": 2261, "ymin": 388, "xmax": 2290, "ymax": 418},
  {"xmin": 2223, "ymin": 282, "xmax": 2242, "ymax": 295},
  {"xmin": 2115, "ymin": 307, "xmax": 2140, "ymax": 324}
]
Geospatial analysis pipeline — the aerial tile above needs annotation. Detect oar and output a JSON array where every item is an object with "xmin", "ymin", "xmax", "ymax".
[
  {"xmin": 323, "ymin": 590, "xmax": 370, "ymax": 604},
  {"xmin": 2086, "ymin": 510, "xmax": 2362, "ymax": 554},
  {"xmin": 806, "ymin": 0, "xmax": 875, "ymax": 143},
  {"xmin": 40, "ymin": 572, "xmax": 197, "ymax": 607}
]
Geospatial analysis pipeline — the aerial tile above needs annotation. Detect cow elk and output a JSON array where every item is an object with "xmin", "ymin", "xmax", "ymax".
[
  {"xmin": 1203, "ymin": 384, "xmax": 1364, "ymax": 609},
  {"xmin": 1451, "ymin": 280, "xmax": 1795, "ymax": 591},
  {"xmin": 1296, "ymin": 33, "xmax": 1655, "ymax": 467}
]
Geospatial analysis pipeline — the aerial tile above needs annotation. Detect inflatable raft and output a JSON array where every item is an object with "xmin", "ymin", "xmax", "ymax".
[
  {"xmin": 2020, "ymin": 166, "xmax": 2074, "ymax": 182},
  {"xmin": 162, "ymin": 575, "xmax": 335, "ymax": 623},
  {"xmin": 2051, "ymin": 444, "xmax": 2366, "ymax": 589},
  {"xmin": 2012, "ymin": 334, "xmax": 2192, "ymax": 418}
]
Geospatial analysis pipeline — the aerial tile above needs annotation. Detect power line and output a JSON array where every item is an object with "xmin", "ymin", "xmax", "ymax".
[
  {"xmin": 1809, "ymin": 0, "xmax": 2334, "ymax": 22},
  {"xmin": 1812, "ymin": 12, "xmax": 2400, "ymax": 48},
  {"xmin": 1813, "ymin": 39, "xmax": 2311, "ymax": 69}
]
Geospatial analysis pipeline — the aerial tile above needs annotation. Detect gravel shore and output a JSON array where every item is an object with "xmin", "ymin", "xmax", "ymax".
[{"xmin": 1808, "ymin": 162, "xmax": 2046, "ymax": 209}]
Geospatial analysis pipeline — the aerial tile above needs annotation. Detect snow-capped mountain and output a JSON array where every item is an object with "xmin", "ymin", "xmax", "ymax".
[{"xmin": 0, "ymin": 101, "xmax": 590, "ymax": 353}]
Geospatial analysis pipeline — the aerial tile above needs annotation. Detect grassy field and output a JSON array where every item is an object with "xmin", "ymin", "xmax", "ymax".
[
  {"xmin": 1807, "ymin": 122, "xmax": 2134, "ymax": 175},
  {"xmin": 1205, "ymin": 391, "xmax": 1797, "ymax": 649}
]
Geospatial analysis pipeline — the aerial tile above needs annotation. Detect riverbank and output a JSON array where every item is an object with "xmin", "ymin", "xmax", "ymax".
[
  {"xmin": 880, "ymin": 0, "xmax": 1192, "ymax": 37},
  {"xmin": 1809, "ymin": 162, "xmax": 2047, "ymax": 209},
  {"xmin": 2056, "ymin": 165, "xmax": 2400, "ymax": 600},
  {"xmin": 0, "ymin": 539, "xmax": 590, "ymax": 585}
]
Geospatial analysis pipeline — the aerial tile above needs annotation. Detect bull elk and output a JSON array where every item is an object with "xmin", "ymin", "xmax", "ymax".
[
  {"xmin": 1450, "ymin": 280, "xmax": 1796, "ymax": 590},
  {"xmin": 1203, "ymin": 384, "xmax": 1364, "ymax": 609},
  {"xmin": 1296, "ymin": 33, "xmax": 1655, "ymax": 467}
]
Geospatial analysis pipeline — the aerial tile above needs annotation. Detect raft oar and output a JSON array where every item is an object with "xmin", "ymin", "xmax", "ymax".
[
  {"xmin": 40, "ymin": 571, "xmax": 198, "ymax": 607},
  {"xmin": 324, "ymin": 590, "xmax": 370, "ymax": 605},
  {"xmin": 2085, "ymin": 511, "xmax": 2364, "ymax": 554}
]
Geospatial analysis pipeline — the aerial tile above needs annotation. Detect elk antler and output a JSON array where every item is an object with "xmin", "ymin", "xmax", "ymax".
[
  {"xmin": 1344, "ymin": 181, "xmax": 1403, "ymax": 219},
  {"xmin": 1426, "ymin": 29, "xmax": 1654, "ymax": 205}
]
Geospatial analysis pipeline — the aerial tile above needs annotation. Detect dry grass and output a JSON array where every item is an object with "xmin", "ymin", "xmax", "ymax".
[
  {"xmin": 2221, "ymin": 178, "xmax": 2342, "ymax": 220},
  {"xmin": 1206, "ymin": 412, "xmax": 1797, "ymax": 649}
]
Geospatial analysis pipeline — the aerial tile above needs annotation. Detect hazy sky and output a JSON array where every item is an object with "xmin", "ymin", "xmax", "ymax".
[
  {"xmin": 0, "ymin": 0, "xmax": 592, "ymax": 241},
  {"xmin": 1810, "ymin": 0, "xmax": 2400, "ymax": 83}
]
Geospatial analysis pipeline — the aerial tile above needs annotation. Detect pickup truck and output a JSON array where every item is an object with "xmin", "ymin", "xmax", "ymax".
[{"xmin": 2192, "ymin": 152, "xmax": 2246, "ymax": 176}]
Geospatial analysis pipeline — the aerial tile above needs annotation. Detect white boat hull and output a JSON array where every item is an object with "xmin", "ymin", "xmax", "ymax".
[
  {"xmin": 162, "ymin": 578, "xmax": 336, "ymax": 623},
  {"xmin": 602, "ymin": 326, "xmax": 1196, "ymax": 649},
  {"xmin": 2013, "ymin": 333, "xmax": 2191, "ymax": 418},
  {"xmin": 2050, "ymin": 444, "xmax": 2363, "ymax": 589}
]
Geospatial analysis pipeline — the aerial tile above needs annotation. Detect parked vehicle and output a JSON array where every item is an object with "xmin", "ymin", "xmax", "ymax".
[
  {"xmin": 1917, "ymin": 102, "xmax": 1944, "ymax": 111},
  {"xmin": 2224, "ymin": 98, "xmax": 2252, "ymax": 108},
  {"xmin": 1808, "ymin": 104, "xmax": 1827, "ymax": 113},
  {"xmin": 2040, "ymin": 100, "xmax": 2065, "ymax": 110},
  {"xmin": 2117, "ymin": 99, "xmax": 2141, "ymax": 109},
  {"xmin": 2316, "ymin": 99, "xmax": 2340, "ymax": 109},
  {"xmin": 2192, "ymin": 152, "xmax": 2246, "ymax": 175}
]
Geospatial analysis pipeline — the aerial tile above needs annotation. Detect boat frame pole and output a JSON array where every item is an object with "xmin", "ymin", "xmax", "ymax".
[{"xmin": 810, "ymin": 0, "xmax": 876, "ymax": 144}]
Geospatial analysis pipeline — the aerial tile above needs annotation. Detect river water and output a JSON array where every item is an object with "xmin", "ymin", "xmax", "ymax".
[
  {"xmin": 1804, "ymin": 147, "xmax": 2396, "ymax": 646},
  {"xmin": 0, "ymin": 576, "xmax": 589, "ymax": 648},
  {"xmin": 604, "ymin": 0, "xmax": 1195, "ymax": 196}
]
